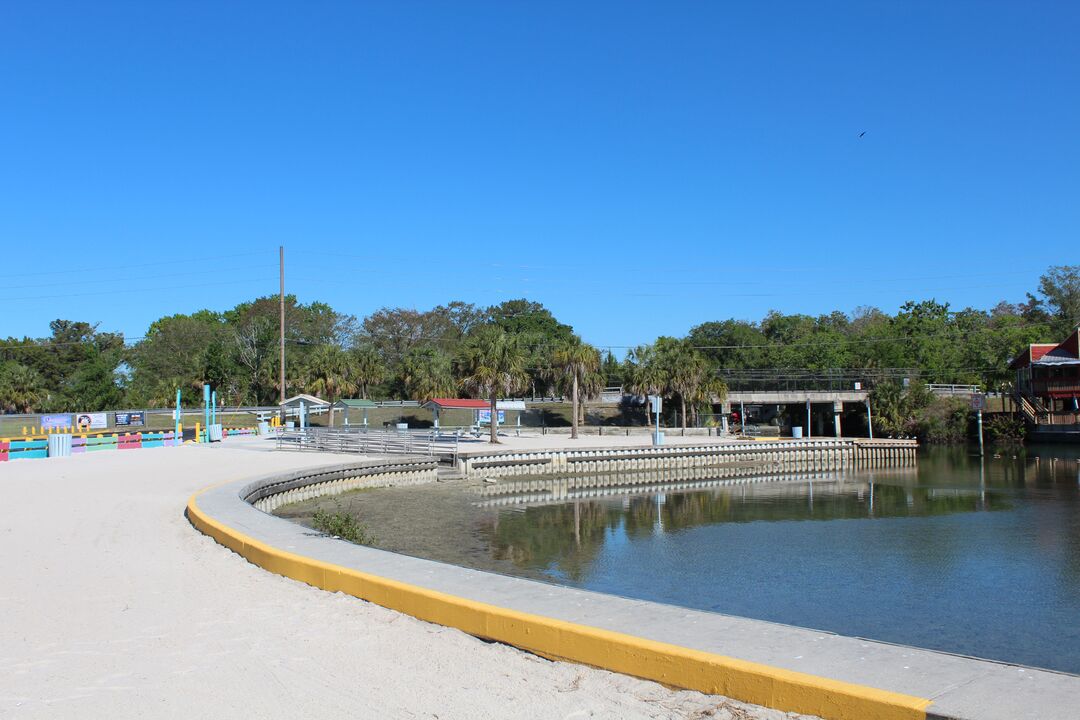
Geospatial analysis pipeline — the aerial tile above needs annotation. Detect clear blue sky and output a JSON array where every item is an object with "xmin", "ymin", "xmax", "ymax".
[{"xmin": 1, "ymin": 1, "xmax": 1076, "ymax": 350}]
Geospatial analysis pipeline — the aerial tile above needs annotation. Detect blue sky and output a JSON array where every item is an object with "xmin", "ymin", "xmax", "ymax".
[{"xmin": 1, "ymin": 1, "xmax": 1076, "ymax": 351}]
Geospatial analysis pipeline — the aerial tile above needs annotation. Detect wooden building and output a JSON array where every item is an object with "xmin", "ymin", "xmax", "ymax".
[{"xmin": 1010, "ymin": 329, "xmax": 1080, "ymax": 426}]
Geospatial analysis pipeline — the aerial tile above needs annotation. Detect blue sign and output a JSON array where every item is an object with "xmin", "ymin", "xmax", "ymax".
[
  {"xmin": 115, "ymin": 412, "xmax": 145, "ymax": 427},
  {"xmin": 40, "ymin": 414, "xmax": 72, "ymax": 430},
  {"xmin": 477, "ymin": 410, "xmax": 505, "ymax": 425}
]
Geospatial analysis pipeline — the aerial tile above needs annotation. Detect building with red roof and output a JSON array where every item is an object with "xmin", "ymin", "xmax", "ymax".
[
  {"xmin": 420, "ymin": 398, "xmax": 526, "ymax": 429},
  {"xmin": 1010, "ymin": 329, "xmax": 1080, "ymax": 425}
]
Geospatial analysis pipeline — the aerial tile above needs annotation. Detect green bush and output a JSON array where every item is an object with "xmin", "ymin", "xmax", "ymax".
[
  {"xmin": 913, "ymin": 398, "xmax": 971, "ymax": 444},
  {"xmin": 311, "ymin": 503, "xmax": 376, "ymax": 546},
  {"xmin": 986, "ymin": 414, "xmax": 1025, "ymax": 447}
]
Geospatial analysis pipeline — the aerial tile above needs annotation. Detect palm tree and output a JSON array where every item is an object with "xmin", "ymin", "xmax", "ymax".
[
  {"xmin": 661, "ymin": 340, "xmax": 718, "ymax": 431},
  {"xmin": 625, "ymin": 344, "xmax": 667, "ymax": 426},
  {"xmin": 402, "ymin": 347, "xmax": 455, "ymax": 401},
  {"xmin": 304, "ymin": 345, "xmax": 349, "ymax": 401},
  {"xmin": 693, "ymin": 376, "xmax": 728, "ymax": 426},
  {"xmin": 0, "ymin": 363, "xmax": 46, "ymax": 413},
  {"xmin": 642, "ymin": 337, "xmax": 697, "ymax": 431},
  {"xmin": 456, "ymin": 326, "xmax": 528, "ymax": 444},
  {"xmin": 350, "ymin": 346, "xmax": 386, "ymax": 399},
  {"xmin": 550, "ymin": 338, "xmax": 601, "ymax": 439}
]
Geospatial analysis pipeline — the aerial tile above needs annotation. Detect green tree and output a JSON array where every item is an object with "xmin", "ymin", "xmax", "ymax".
[
  {"xmin": 303, "ymin": 345, "xmax": 350, "ymax": 401},
  {"xmin": 687, "ymin": 320, "xmax": 767, "ymax": 369},
  {"xmin": 624, "ymin": 344, "xmax": 667, "ymax": 426},
  {"xmin": 66, "ymin": 355, "xmax": 123, "ymax": 411},
  {"xmin": 660, "ymin": 339, "xmax": 714, "ymax": 430},
  {"xmin": 549, "ymin": 338, "xmax": 601, "ymax": 439},
  {"xmin": 1033, "ymin": 265, "xmax": 1080, "ymax": 336},
  {"xmin": 401, "ymin": 347, "xmax": 455, "ymax": 401},
  {"xmin": 127, "ymin": 311, "xmax": 226, "ymax": 406},
  {"xmin": 349, "ymin": 346, "xmax": 387, "ymax": 399},
  {"xmin": 455, "ymin": 326, "xmax": 529, "ymax": 444},
  {"xmin": 0, "ymin": 363, "xmax": 47, "ymax": 413}
]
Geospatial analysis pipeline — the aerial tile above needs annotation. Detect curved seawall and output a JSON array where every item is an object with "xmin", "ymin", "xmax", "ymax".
[{"xmin": 186, "ymin": 450, "xmax": 1080, "ymax": 720}]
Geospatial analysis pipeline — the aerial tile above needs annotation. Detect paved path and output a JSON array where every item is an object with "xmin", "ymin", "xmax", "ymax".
[
  {"xmin": 205, "ymin": 445, "xmax": 1080, "ymax": 720},
  {"xmin": 0, "ymin": 440, "xmax": 808, "ymax": 719}
]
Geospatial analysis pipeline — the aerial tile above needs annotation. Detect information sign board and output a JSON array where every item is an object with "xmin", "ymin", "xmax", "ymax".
[
  {"xmin": 40, "ymin": 414, "xmax": 72, "ymax": 430},
  {"xmin": 115, "ymin": 411, "xmax": 145, "ymax": 427},
  {"xmin": 74, "ymin": 412, "xmax": 108, "ymax": 429},
  {"xmin": 477, "ymin": 410, "xmax": 505, "ymax": 425}
]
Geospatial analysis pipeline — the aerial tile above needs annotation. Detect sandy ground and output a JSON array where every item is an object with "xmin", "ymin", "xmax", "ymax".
[{"xmin": 0, "ymin": 440, "xmax": 814, "ymax": 720}]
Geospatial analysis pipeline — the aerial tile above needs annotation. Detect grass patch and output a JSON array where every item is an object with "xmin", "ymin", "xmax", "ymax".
[{"xmin": 311, "ymin": 502, "xmax": 376, "ymax": 546}]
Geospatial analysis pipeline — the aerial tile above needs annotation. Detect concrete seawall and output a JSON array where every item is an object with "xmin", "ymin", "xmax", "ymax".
[
  {"xmin": 456, "ymin": 438, "xmax": 917, "ymax": 479},
  {"xmin": 247, "ymin": 456, "xmax": 438, "ymax": 513},
  {"xmin": 185, "ymin": 442, "xmax": 1080, "ymax": 720}
]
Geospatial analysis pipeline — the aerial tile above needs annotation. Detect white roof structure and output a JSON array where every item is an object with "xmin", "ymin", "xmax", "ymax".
[{"xmin": 279, "ymin": 394, "xmax": 330, "ymax": 408}]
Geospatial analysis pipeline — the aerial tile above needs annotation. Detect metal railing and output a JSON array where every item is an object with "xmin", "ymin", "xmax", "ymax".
[
  {"xmin": 717, "ymin": 369, "xmax": 919, "ymax": 393},
  {"xmin": 275, "ymin": 426, "xmax": 461, "ymax": 463},
  {"xmin": 926, "ymin": 384, "xmax": 981, "ymax": 396},
  {"xmin": 1032, "ymin": 380, "xmax": 1080, "ymax": 396}
]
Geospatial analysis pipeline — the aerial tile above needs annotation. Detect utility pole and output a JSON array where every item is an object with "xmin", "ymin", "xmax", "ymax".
[{"xmin": 279, "ymin": 246, "xmax": 286, "ymax": 406}]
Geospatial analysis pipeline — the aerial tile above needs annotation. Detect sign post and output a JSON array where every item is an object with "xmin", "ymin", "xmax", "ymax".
[
  {"xmin": 651, "ymin": 395, "xmax": 663, "ymax": 446},
  {"xmin": 202, "ymin": 384, "xmax": 211, "ymax": 442},
  {"xmin": 972, "ymin": 393, "xmax": 986, "ymax": 457}
]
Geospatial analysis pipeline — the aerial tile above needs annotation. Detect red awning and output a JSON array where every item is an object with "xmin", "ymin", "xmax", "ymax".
[{"xmin": 424, "ymin": 399, "xmax": 490, "ymax": 410}]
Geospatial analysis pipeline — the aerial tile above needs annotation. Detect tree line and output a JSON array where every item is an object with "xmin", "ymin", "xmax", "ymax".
[{"xmin": 1, "ymin": 265, "xmax": 1076, "ymax": 433}]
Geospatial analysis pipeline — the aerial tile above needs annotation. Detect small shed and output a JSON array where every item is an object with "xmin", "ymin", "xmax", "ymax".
[
  {"xmin": 497, "ymin": 400, "xmax": 527, "ymax": 428},
  {"xmin": 421, "ymin": 398, "xmax": 490, "ymax": 428},
  {"xmin": 331, "ymin": 398, "xmax": 377, "ymax": 427},
  {"xmin": 421, "ymin": 398, "xmax": 526, "ymax": 428},
  {"xmin": 280, "ymin": 394, "xmax": 330, "ymax": 427}
]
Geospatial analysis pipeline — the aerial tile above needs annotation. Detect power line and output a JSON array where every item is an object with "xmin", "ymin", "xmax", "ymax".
[
  {"xmin": 0, "ymin": 277, "xmax": 278, "ymax": 302},
  {"xmin": 0, "ymin": 250, "xmax": 266, "ymax": 280},
  {"xmin": 0, "ymin": 264, "xmax": 279, "ymax": 291}
]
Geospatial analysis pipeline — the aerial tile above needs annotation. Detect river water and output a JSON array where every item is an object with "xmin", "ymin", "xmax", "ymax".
[{"xmin": 277, "ymin": 445, "xmax": 1080, "ymax": 674}]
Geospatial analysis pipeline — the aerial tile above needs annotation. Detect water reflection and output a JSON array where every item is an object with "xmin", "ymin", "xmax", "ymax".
[
  {"xmin": 481, "ymin": 471, "xmax": 1012, "ymax": 581},
  {"xmin": 474, "ymin": 446, "xmax": 1080, "ymax": 673}
]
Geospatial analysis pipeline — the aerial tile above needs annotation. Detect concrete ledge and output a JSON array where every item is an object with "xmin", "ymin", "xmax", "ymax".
[
  {"xmin": 186, "ymin": 461, "xmax": 934, "ymax": 720},
  {"xmin": 456, "ymin": 438, "xmax": 917, "ymax": 479},
  {"xmin": 186, "ymin": 457, "xmax": 1080, "ymax": 720},
  {"xmin": 239, "ymin": 456, "xmax": 438, "ymax": 510}
]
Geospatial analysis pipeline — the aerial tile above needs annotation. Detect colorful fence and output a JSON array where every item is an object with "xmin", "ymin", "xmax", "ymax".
[{"xmin": 0, "ymin": 428, "xmax": 258, "ymax": 462}]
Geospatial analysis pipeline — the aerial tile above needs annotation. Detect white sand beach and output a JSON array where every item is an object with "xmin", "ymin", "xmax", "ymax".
[{"xmin": 0, "ymin": 440, "xmax": 812, "ymax": 720}]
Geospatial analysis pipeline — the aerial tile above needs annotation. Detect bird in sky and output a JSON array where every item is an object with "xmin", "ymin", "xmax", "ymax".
[{"xmin": 859, "ymin": 131, "xmax": 866, "ymax": 138}]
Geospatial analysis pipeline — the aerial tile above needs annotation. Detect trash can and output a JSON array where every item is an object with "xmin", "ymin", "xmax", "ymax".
[
  {"xmin": 257, "ymin": 421, "xmax": 270, "ymax": 436},
  {"xmin": 48, "ymin": 434, "xmax": 72, "ymax": 458},
  {"xmin": 208, "ymin": 424, "xmax": 224, "ymax": 442},
  {"xmin": 791, "ymin": 426, "xmax": 803, "ymax": 439}
]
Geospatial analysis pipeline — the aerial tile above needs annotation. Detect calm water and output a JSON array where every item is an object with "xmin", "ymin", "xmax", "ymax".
[{"xmin": 476, "ymin": 446, "xmax": 1080, "ymax": 673}]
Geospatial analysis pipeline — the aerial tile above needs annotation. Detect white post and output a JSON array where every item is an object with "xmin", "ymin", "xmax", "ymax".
[
  {"xmin": 977, "ymin": 409, "xmax": 984, "ymax": 456},
  {"xmin": 806, "ymin": 399, "xmax": 812, "ymax": 439},
  {"xmin": 866, "ymin": 399, "xmax": 873, "ymax": 439}
]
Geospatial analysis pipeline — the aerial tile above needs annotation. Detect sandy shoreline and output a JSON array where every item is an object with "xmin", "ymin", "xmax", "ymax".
[{"xmin": 0, "ymin": 440, "xmax": 812, "ymax": 719}]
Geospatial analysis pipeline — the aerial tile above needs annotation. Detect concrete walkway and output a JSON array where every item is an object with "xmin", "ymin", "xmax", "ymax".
[
  {"xmin": 197, "ymin": 445, "xmax": 1080, "ymax": 720},
  {"xmin": 0, "ymin": 439, "xmax": 808, "ymax": 720}
]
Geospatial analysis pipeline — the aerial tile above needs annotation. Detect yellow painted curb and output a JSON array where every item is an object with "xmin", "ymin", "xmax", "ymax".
[{"xmin": 187, "ymin": 489, "xmax": 931, "ymax": 720}]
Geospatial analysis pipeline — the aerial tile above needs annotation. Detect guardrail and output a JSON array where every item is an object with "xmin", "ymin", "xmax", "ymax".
[
  {"xmin": 926, "ymin": 384, "xmax": 981, "ymax": 396},
  {"xmin": 275, "ymin": 426, "xmax": 461, "ymax": 463}
]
